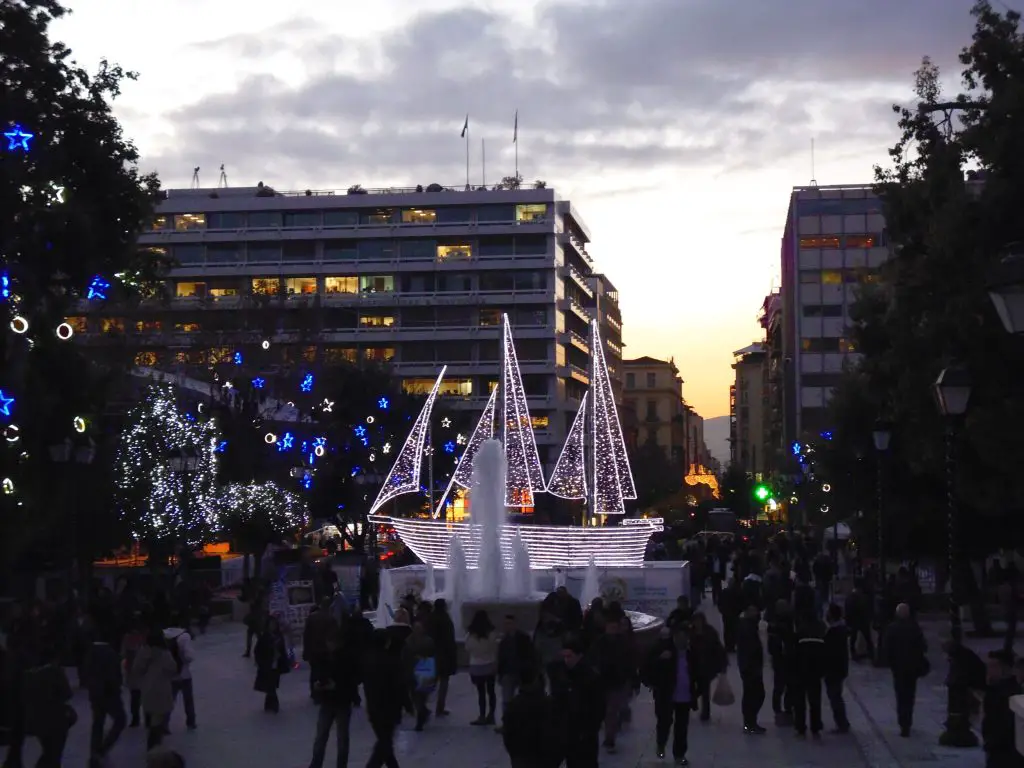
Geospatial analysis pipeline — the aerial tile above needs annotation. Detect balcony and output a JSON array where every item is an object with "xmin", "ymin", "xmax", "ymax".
[{"xmin": 561, "ymin": 266, "xmax": 594, "ymax": 298}]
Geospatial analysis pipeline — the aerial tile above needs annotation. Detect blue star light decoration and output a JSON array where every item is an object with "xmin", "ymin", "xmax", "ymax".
[
  {"xmin": 0, "ymin": 390, "xmax": 15, "ymax": 418},
  {"xmin": 361, "ymin": 437, "xmax": 369, "ymax": 446},
  {"xmin": 443, "ymin": 441, "xmax": 456, "ymax": 454},
  {"xmin": 354, "ymin": 425, "xmax": 367, "ymax": 438},
  {"xmin": 86, "ymin": 275, "xmax": 111, "ymax": 300},
  {"xmin": 791, "ymin": 442, "xmax": 802, "ymax": 455},
  {"xmin": 277, "ymin": 432, "xmax": 295, "ymax": 451},
  {"xmin": 820, "ymin": 430, "xmax": 833, "ymax": 441},
  {"xmin": 1, "ymin": 271, "xmax": 10, "ymax": 301},
  {"xmin": 233, "ymin": 352, "xmax": 243, "ymax": 365},
  {"xmin": 252, "ymin": 377, "xmax": 266, "ymax": 389},
  {"xmin": 215, "ymin": 441, "xmax": 228, "ymax": 453},
  {"xmin": 300, "ymin": 374, "xmax": 314, "ymax": 393},
  {"xmin": 4, "ymin": 124, "xmax": 33, "ymax": 152},
  {"xmin": 378, "ymin": 397, "xmax": 389, "ymax": 409},
  {"xmin": 301, "ymin": 473, "xmax": 313, "ymax": 490}
]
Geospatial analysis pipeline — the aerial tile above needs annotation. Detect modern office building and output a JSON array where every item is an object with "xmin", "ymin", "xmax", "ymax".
[
  {"xmin": 779, "ymin": 184, "xmax": 886, "ymax": 446},
  {"xmin": 729, "ymin": 343, "xmax": 767, "ymax": 477},
  {"xmin": 71, "ymin": 182, "xmax": 624, "ymax": 472}
]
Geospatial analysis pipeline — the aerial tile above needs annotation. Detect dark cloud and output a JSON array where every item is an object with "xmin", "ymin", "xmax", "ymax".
[{"xmin": 142, "ymin": 0, "xmax": 980, "ymax": 188}]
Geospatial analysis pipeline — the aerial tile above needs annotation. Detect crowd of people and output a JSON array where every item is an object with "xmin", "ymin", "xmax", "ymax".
[{"xmin": 4, "ymin": 536, "xmax": 1024, "ymax": 767}]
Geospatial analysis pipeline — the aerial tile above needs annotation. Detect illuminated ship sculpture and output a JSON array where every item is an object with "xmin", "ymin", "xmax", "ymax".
[{"xmin": 367, "ymin": 314, "xmax": 661, "ymax": 568}]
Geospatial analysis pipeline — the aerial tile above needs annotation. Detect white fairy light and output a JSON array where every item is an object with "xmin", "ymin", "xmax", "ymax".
[
  {"xmin": 113, "ymin": 383, "xmax": 219, "ymax": 547},
  {"xmin": 547, "ymin": 392, "xmax": 588, "ymax": 500},
  {"xmin": 501, "ymin": 314, "xmax": 545, "ymax": 507},
  {"xmin": 441, "ymin": 417, "xmax": 451, "ymax": 428},
  {"xmin": 216, "ymin": 481, "xmax": 307, "ymax": 537},
  {"xmin": 368, "ymin": 514, "xmax": 661, "ymax": 569},
  {"xmin": 589, "ymin": 321, "xmax": 637, "ymax": 513},
  {"xmin": 433, "ymin": 386, "xmax": 497, "ymax": 518},
  {"xmin": 456, "ymin": 433, "xmax": 467, "ymax": 445},
  {"xmin": 368, "ymin": 366, "xmax": 447, "ymax": 515},
  {"xmin": 382, "ymin": 442, "xmax": 392, "ymax": 455}
]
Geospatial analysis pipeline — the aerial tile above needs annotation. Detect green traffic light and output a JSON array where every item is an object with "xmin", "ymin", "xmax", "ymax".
[{"xmin": 753, "ymin": 484, "xmax": 771, "ymax": 502}]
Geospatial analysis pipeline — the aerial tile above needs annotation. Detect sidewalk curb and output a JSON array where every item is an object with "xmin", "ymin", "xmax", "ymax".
[{"xmin": 844, "ymin": 674, "xmax": 903, "ymax": 768}]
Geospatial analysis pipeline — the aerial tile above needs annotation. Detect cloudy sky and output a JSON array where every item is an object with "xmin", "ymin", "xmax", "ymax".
[{"xmin": 55, "ymin": 0, "xmax": 977, "ymax": 419}]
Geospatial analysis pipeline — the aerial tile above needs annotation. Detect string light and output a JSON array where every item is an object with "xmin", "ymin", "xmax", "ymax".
[
  {"xmin": 354, "ymin": 425, "xmax": 366, "ymax": 438},
  {"xmin": 1, "ymin": 271, "xmax": 10, "ymax": 301},
  {"xmin": 433, "ymin": 386, "xmax": 496, "ymax": 518},
  {"xmin": 55, "ymin": 322, "xmax": 74, "ymax": 340},
  {"xmin": 368, "ymin": 514, "xmax": 662, "ymax": 569},
  {"xmin": 548, "ymin": 392, "xmax": 587, "ymax": 500},
  {"xmin": 501, "ymin": 314, "xmax": 545, "ymax": 507},
  {"xmin": 217, "ymin": 481, "xmax": 307, "ymax": 536},
  {"xmin": 277, "ymin": 432, "xmax": 294, "ymax": 451},
  {"xmin": 443, "ymin": 441, "xmax": 455, "ymax": 453},
  {"xmin": 589, "ymin": 320, "xmax": 636, "ymax": 513},
  {"xmin": 456, "ymin": 433, "xmax": 467, "ymax": 445},
  {"xmin": 113, "ymin": 383, "xmax": 219, "ymax": 546},
  {"xmin": 382, "ymin": 442, "xmax": 392, "ymax": 454},
  {"xmin": 368, "ymin": 366, "xmax": 447, "ymax": 516},
  {"xmin": 10, "ymin": 316, "xmax": 28, "ymax": 334}
]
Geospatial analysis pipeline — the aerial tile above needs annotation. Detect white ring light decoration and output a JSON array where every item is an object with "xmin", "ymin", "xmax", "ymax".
[
  {"xmin": 10, "ymin": 316, "xmax": 28, "ymax": 334},
  {"xmin": 73, "ymin": 416, "xmax": 86, "ymax": 433},
  {"xmin": 822, "ymin": 483, "xmax": 832, "ymax": 493},
  {"xmin": 261, "ymin": 340, "xmax": 271, "ymax": 350},
  {"xmin": 366, "ymin": 415, "xmax": 375, "ymax": 424},
  {"xmin": 314, "ymin": 445, "xmax": 325, "ymax": 457},
  {"xmin": 55, "ymin": 322, "xmax": 74, "ymax": 340},
  {"xmin": 368, "ymin": 515, "xmax": 662, "ymax": 569},
  {"xmin": 264, "ymin": 432, "xmax": 277, "ymax": 444}
]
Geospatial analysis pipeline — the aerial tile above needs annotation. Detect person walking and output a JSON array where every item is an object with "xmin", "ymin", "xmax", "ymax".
[
  {"xmin": 593, "ymin": 604, "xmax": 635, "ymax": 753},
  {"xmin": 791, "ymin": 612, "xmax": 826, "ymax": 738},
  {"xmin": 83, "ymin": 623, "xmax": 127, "ymax": 766},
  {"xmin": 164, "ymin": 618, "xmax": 197, "ymax": 731},
  {"xmin": 308, "ymin": 626, "xmax": 361, "ymax": 768},
  {"xmin": 844, "ymin": 579, "xmax": 875, "ymax": 662},
  {"xmin": 362, "ymin": 629, "xmax": 409, "ymax": 768},
  {"xmin": 502, "ymin": 668, "xmax": 557, "ymax": 768},
  {"xmin": 884, "ymin": 602, "xmax": 928, "ymax": 737},
  {"xmin": 430, "ymin": 599, "xmax": 457, "ymax": 717},
  {"xmin": 550, "ymin": 637, "xmax": 605, "ymax": 768},
  {"xmin": 497, "ymin": 614, "xmax": 536, "ymax": 735},
  {"xmin": 465, "ymin": 610, "xmax": 499, "ymax": 726},
  {"xmin": 642, "ymin": 627, "xmax": 697, "ymax": 765},
  {"xmin": 767, "ymin": 600, "xmax": 794, "ymax": 725},
  {"xmin": 690, "ymin": 611, "xmax": 726, "ymax": 722},
  {"xmin": 23, "ymin": 644, "xmax": 76, "ymax": 768},
  {"xmin": 121, "ymin": 613, "xmax": 146, "ymax": 728},
  {"xmin": 401, "ymin": 618, "xmax": 437, "ymax": 731},
  {"xmin": 533, "ymin": 601, "xmax": 566, "ymax": 692},
  {"xmin": 253, "ymin": 616, "xmax": 290, "ymax": 713},
  {"xmin": 736, "ymin": 605, "xmax": 766, "ymax": 733},
  {"xmin": 131, "ymin": 628, "xmax": 178, "ymax": 750},
  {"xmin": 823, "ymin": 603, "xmax": 851, "ymax": 733},
  {"xmin": 303, "ymin": 599, "xmax": 338, "ymax": 699}
]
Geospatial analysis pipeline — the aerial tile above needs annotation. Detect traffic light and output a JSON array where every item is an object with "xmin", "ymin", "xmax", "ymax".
[{"xmin": 753, "ymin": 484, "xmax": 772, "ymax": 503}]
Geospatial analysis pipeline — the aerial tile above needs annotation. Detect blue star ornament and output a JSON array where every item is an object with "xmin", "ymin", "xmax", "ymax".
[
  {"xmin": 354, "ymin": 425, "xmax": 367, "ymax": 438},
  {"xmin": 300, "ymin": 373, "xmax": 314, "ymax": 392},
  {"xmin": 444, "ymin": 441, "xmax": 456, "ymax": 454},
  {"xmin": 4, "ymin": 124, "xmax": 34, "ymax": 152},
  {"xmin": 0, "ymin": 390, "xmax": 14, "ymax": 418},
  {"xmin": 252, "ymin": 377, "xmax": 266, "ymax": 389},
  {"xmin": 378, "ymin": 397, "xmax": 389, "ymax": 410},
  {"xmin": 86, "ymin": 275, "xmax": 111, "ymax": 301}
]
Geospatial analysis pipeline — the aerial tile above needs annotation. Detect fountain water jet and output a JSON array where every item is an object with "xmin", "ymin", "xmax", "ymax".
[
  {"xmin": 580, "ymin": 554, "xmax": 600, "ymax": 609},
  {"xmin": 472, "ymin": 439, "xmax": 507, "ymax": 598},
  {"xmin": 446, "ymin": 535, "xmax": 469, "ymax": 636},
  {"xmin": 375, "ymin": 566, "xmax": 394, "ymax": 628},
  {"xmin": 508, "ymin": 533, "xmax": 534, "ymax": 598}
]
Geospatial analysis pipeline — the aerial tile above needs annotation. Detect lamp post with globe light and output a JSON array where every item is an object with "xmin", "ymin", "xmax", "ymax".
[{"xmin": 932, "ymin": 364, "xmax": 977, "ymax": 748}]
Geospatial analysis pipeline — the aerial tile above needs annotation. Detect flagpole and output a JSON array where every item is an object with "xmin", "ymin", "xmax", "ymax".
[
  {"xmin": 482, "ymin": 138, "xmax": 486, "ymax": 188},
  {"xmin": 465, "ymin": 121, "xmax": 470, "ymax": 190},
  {"xmin": 514, "ymin": 110, "xmax": 519, "ymax": 180}
]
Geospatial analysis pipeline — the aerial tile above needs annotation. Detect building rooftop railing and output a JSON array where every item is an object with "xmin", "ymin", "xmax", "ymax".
[{"xmin": 164, "ymin": 182, "xmax": 554, "ymax": 200}]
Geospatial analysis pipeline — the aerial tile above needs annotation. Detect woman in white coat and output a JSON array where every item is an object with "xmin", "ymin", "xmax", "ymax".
[{"xmin": 131, "ymin": 628, "xmax": 178, "ymax": 749}]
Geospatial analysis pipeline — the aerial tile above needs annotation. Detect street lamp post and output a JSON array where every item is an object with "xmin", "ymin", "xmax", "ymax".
[
  {"xmin": 49, "ymin": 437, "xmax": 97, "ymax": 594},
  {"xmin": 987, "ymin": 242, "xmax": 1024, "ymax": 335},
  {"xmin": 871, "ymin": 421, "xmax": 892, "ymax": 585},
  {"xmin": 932, "ymin": 364, "xmax": 978, "ymax": 748}
]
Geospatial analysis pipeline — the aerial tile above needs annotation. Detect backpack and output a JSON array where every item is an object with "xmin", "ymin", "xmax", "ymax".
[{"xmin": 167, "ymin": 633, "xmax": 184, "ymax": 674}]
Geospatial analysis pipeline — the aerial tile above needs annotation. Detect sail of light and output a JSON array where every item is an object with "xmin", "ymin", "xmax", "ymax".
[
  {"xmin": 547, "ymin": 392, "xmax": 587, "ymax": 500},
  {"xmin": 502, "ymin": 314, "xmax": 546, "ymax": 507}
]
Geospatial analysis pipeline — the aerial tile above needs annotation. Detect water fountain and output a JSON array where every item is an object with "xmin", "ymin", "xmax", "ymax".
[
  {"xmin": 375, "ymin": 565, "xmax": 394, "ymax": 628},
  {"xmin": 580, "ymin": 555, "xmax": 600, "ymax": 609},
  {"xmin": 446, "ymin": 535, "xmax": 469, "ymax": 636}
]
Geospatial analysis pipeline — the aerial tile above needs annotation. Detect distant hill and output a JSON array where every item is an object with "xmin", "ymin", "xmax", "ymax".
[{"xmin": 703, "ymin": 416, "xmax": 730, "ymax": 467}]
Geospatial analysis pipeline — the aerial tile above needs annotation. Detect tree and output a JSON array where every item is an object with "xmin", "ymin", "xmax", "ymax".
[
  {"xmin": 218, "ymin": 481, "xmax": 307, "ymax": 581},
  {"xmin": 0, "ymin": 0, "xmax": 165, "ymax": 586},
  {"xmin": 114, "ymin": 383, "xmax": 219, "ymax": 555},
  {"xmin": 628, "ymin": 440, "xmax": 684, "ymax": 509}
]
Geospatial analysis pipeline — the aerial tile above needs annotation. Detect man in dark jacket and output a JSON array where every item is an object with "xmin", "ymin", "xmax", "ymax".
[
  {"xmin": 718, "ymin": 580, "xmax": 742, "ymax": 653},
  {"xmin": 308, "ymin": 626, "xmax": 362, "ymax": 768},
  {"xmin": 502, "ymin": 669, "xmax": 558, "ymax": 768},
  {"xmin": 303, "ymin": 599, "xmax": 337, "ymax": 698},
  {"xmin": 690, "ymin": 612, "xmax": 726, "ymax": 722},
  {"xmin": 497, "ymin": 615, "xmax": 536, "ymax": 734},
  {"xmin": 791, "ymin": 614, "xmax": 826, "ymax": 737},
  {"xmin": 981, "ymin": 649, "xmax": 1022, "ymax": 768},
  {"xmin": 823, "ymin": 603, "xmax": 850, "ymax": 733},
  {"xmin": 551, "ymin": 637, "xmax": 605, "ymax": 768},
  {"xmin": 363, "ymin": 629, "xmax": 410, "ymax": 768},
  {"xmin": 844, "ymin": 580, "xmax": 874, "ymax": 661},
  {"xmin": 642, "ymin": 627, "xmax": 697, "ymax": 765},
  {"xmin": 736, "ymin": 605, "xmax": 766, "ymax": 733},
  {"xmin": 83, "ymin": 624, "xmax": 126, "ymax": 767},
  {"xmin": 885, "ymin": 603, "xmax": 927, "ymax": 737},
  {"xmin": 767, "ymin": 600, "xmax": 793, "ymax": 724}
]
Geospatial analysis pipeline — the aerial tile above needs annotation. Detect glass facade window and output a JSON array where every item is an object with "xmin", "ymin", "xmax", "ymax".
[
  {"xmin": 799, "ymin": 235, "xmax": 840, "ymax": 249},
  {"xmin": 358, "ymin": 240, "xmax": 395, "ymax": 260},
  {"xmin": 208, "ymin": 282, "xmax": 237, "ymax": 297},
  {"xmin": 531, "ymin": 415, "xmax": 550, "ymax": 429},
  {"xmin": 325, "ymin": 276, "xmax": 357, "ymax": 293},
  {"xmin": 480, "ymin": 309, "xmax": 501, "ymax": 326},
  {"xmin": 135, "ymin": 320, "xmax": 162, "ymax": 333},
  {"xmin": 101, "ymin": 318, "xmax": 125, "ymax": 333},
  {"xmin": 402, "ymin": 208, "xmax": 437, "ymax": 223},
  {"xmin": 845, "ymin": 234, "xmax": 876, "ymax": 248},
  {"xmin": 148, "ymin": 215, "xmax": 169, "ymax": 230},
  {"xmin": 437, "ymin": 244, "xmax": 472, "ymax": 262},
  {"xmin": 436, "ymin": 207, "xmax": 472, "ymax": 224},
  {"xmin": 401, "ymin": 240, "xmax": 435, "ymax": 260},
  {"xmin": 283, "ymin": 211, "xmax": 319, "ymax": 228},
  {"xmin": 65, "ymin": 316, "xmax": 88, "ymax": 333},
  {"xmin": 516, "ymin": 204, "xmax": 547, "ymax": 222},
  {"xmin": 477, "ymin": 205, "xmax": 515, "ymax": 222},
  {"xmin": 248, "ymin": 211, "xmax": 282, "ymax": 228},
  {"xmin": 207, "ymin": 212, "xmax": 246, "ymax": 229},
  {"xmin": 404, "ymin": 378, "xmax": 473, "ymax": 396},
  {"xmin": 839, "ymin": 338, "xmax": 857, "ymax": 353},
  {"xmin": 134, "ymin": 351, "xmax": 159, "ymax": 366},
  {"xmin": 514, "ymin": 235, "xmax": 547, "ymax": 255},
  {"xmin": 800, "ymin": 338, "xmax": 841, "ymax": 352},
  {"xmin": 207, "ymin": 244, "xmax": 243, "ymax": 263},
  {"xmin": 323, "ymin": 242, "xmax": 357, "ymax": 261},
  {"xmin": 176, "ymin": 281, "xmax": 207, "ymax": 297},
  {"xmin": 362, "ymin": 209, "xmax": 393, "ymax": 225},
  {"xmin": 248, "ymin": 243, "xmax": 281, "ymax": 262},
  {"xmin": 174, "ymin": 322, "xmax": 201, "ymax": 333},
  {"xmin": 359, "ymin": 315, "xmax": 394, "ymax": 327},
  {"xmin": 173, "ymin": 245, "xmax": 204, "ymax": 264},
  {"xmin": 283, "ymin": 242, "xmax": 316, "ymax": 261},
  {"xmin": 323, "ymin": 347, "xmax": 357, "ymax": 363},
  {"xmin": 802, "ymin": 304, "xmax": 843, "ymax": 317},
  {"xmin": 479, "ymin": 237, "xmax": 514, "ymax": 257},
  {"xmin": 821, "ymin": 270, "xmax": 843, "ymax": 285},
  {"xmin": 799, "ymin": 270, "xmax": 821, "ymax": 284},
  {"xmin": 324, "ymin": 210, "xmax": 358, "ymax": 226},
  {"xmin": 359, "ymin": 275, "xmax": 394, "ymax": 293},
  {"xmin": 285, "ymin": 277, "xmax": 317, "ymax": 295},
  {"xmin": 251, "ymin": 278, "xmax": 280, "ymax": 295},
  {"xmin": 174, "ymin": 213, "xmax": 206, "ymax": 231},
  {"xmin": 364, "ymin": 347, "xmax": 395, "ymax": 362}
]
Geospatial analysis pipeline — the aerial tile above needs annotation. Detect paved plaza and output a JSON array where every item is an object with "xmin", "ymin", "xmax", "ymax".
[{"xmin": 5, "ymin": 611, "xmax": 994, "ymax": 768}]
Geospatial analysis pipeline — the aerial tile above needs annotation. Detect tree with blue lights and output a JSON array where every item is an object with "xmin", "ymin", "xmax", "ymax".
[{"xmin": 1, "ymin": 1, "xmax": 171, "ymax": 583}]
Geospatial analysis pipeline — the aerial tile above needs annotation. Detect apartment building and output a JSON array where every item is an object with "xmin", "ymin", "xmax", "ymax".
[
  {"xmin": 758, "ymin": 291, "xmax": 784, "ymax": 472},
  {"xmin": 70, "ymin": 182, "xmax": 624, "ymax": 470},
  {"xmin": 780, "ymin": 184, "xmax": 886, "ymax": 446},
  {"xmin": 730, "ymin": 343, "xmax": 767, "ymax": 476},
  {"xmin": 622, "ymin": 356, "xmax": 687, "ymax": 474}
]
